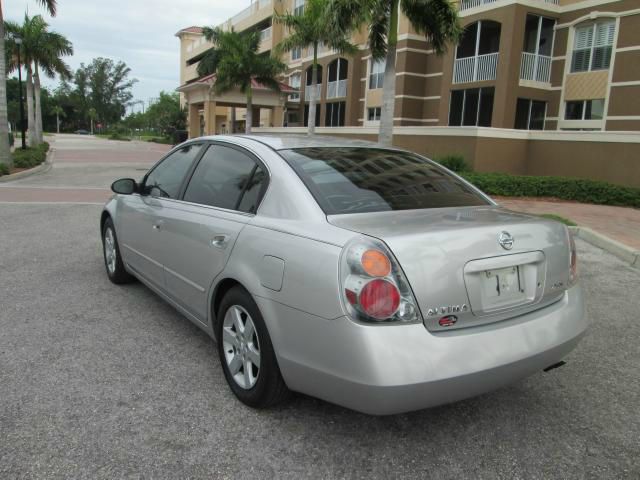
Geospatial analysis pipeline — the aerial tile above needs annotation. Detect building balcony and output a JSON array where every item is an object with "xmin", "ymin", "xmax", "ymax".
[
  {"xmin": 258, "ymin": 26, "xmax": 273, "ymax": 53},
  {"xmin": 304, "ymin": 84, "xmax": 322, "ymax": 102},
  {"xmin": 520, "ymin": 52, "xmax": 552, "ymax": 84},
  {"xmin": 220, "ymin": 0, "xmax": 273, "ymax": 32},
  {"xmin": 327, "ymin": 79, "xmax": 347, "ymax": 99},
  {"xmin": 458, "ymin": 0, "xmax": 558, "ymax": 12},
  {"xmin": 453, "ymin": 53, "xmax": 499, "ymax": 84}
]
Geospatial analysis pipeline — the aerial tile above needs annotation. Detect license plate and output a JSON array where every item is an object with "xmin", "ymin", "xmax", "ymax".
[{"xmin": 482, "ymin": 266, "xmax": 523, "ymax": 300}]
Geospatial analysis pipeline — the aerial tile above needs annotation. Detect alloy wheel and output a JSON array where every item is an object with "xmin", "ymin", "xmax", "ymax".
[
  {"xmin": 104, "ymin": 227, "xmax": 117, "ymax": 274},
  {"xmin": 222, "ymin": 305, "xmax": 261, "ymax": 389}
]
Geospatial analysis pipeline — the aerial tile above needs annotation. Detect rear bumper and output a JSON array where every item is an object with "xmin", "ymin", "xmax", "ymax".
[{"xmin": 257, "ymin": 284, "xmax": 587, "ymax": 415}]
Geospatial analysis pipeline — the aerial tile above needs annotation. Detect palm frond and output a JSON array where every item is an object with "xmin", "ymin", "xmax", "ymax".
[{"xmin": 401, "ymin": 0, "xmax": 461, "ymax": 54}]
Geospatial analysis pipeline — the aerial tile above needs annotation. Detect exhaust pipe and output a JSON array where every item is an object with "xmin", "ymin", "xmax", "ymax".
[{"xmin": 543, "ymin": 360, "xmax": 566, "ymax": 372}]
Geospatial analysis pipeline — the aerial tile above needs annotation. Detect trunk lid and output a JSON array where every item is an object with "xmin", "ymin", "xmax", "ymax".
[{"xmin": 328, "ymin": 206, "xmax": 571, "ymax": 331}]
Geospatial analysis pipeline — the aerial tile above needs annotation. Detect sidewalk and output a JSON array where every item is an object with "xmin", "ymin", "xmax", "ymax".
[{"xmin": 497, "ymin": 197, "xmax": 640, "ymax": 250}]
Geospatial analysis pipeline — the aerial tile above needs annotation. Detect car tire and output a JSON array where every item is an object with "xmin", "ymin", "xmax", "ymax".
[
  {"xmin": 102, "ymin": 217, "xmax": 134, "ymax": 285},
  {"xmin": 217, "ymin": 286, "xmax": 290, "ymax": 408}
]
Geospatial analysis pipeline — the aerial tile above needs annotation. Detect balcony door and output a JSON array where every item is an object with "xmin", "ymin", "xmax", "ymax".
[
  {"xmin": 454, "ymin": 21, "xmax": 501, "ymax": 84},
  {"xmin": 521, "ymin": 15, "xmax": 556, "ymax": 83}
]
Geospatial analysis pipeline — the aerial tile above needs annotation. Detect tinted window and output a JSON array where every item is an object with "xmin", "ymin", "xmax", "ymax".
[
  {"xmin": 144, "ymin": 144, "xmax": 202, "ymax": 198},
  {"xmin": 280, "ymin": 148, "xmax": 489, "ymax": 215},
  {"xmin": 183, "ymin": 145, "xmax": 266, "ymax": 212}
]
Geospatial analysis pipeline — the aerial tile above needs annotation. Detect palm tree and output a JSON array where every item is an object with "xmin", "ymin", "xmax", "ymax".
[
  {"xmin": 33, "ymin": 27, "xmax": 73, "ymax": 143},
  {"xmin": 52, "ymin": 105, "xmax": 65, "ymax": 133},
  {"xmin": 0, "ymin": 0, "xmax": 56, "ymax": 168},
  {"xmin": 197, "ymin": 27, "xmax": 286, "ymax": 134},
  {"xmin": 274, "ymin": 0, "xmax": 356, "ymax": 135},
  {"xmin": 5, "ymin": 15, "xmax": 71, "ymax": 145},
  {"xmin": 88, "ymin": 107, "xmax": 97, "ymax": 134},
  {"xmin": 330, "ymin": 0, "xmax": 461, "ymax": 146}
]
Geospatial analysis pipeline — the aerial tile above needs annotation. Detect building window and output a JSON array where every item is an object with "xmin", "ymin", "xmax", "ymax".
[
  {"xmin": 448, "ymin": 87, "xmax": 494, "ymax": 127},
  {"xmin": 294, "ymin": 0, "xmax": 305, "ymax": 16},
  {"xmin": 515, "ymin": 98, "xmax": 546, "ymax": 130},
  {"xmin": 327, "ymin": 58, "xmax": 348, "ymax": 98},
  {"xmin": 368, "ymin": 107, "xmax": 381, "ymax": 121},
  {"xmin": 304, "ymin": 104, "xmax": 321, "ymax": 127},
  {"xmin": 369, "ymin": 59, "xmax": 385, "ymax": 90},
  {"xmin": 571, "ymin": 21, "xmax": 615, "ymax": 72},
  {"xmin": 523, "ymin": 15, "xmax": 555, "ymax": 57},
  {"xmin": 288, "ymin": 74, "xmax": 301, "ymax": 101},
  {"xmin": 291, "ymin": 47, "xmax": 302, "ymax": 61},
  {"xmin": 325, "ymin": 102, "xmax": 346, "ymax": 127},
  {"xmin": 565, "ymin": 99, "xmax": 605, "ymax": 120}
]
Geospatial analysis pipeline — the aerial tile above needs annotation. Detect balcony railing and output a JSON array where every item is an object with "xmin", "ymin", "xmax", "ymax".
[
  {"xmin": 260, "ymin": 26, "xmax": 272, "ymax": 42},
  {"xmin": 230, "ymin": 0, "xmax": 272, "ymax": 26},
  {"xmin": 520, "ymin": 52, "xmax": 552, "ymax": 83},
  {"xmin": 326, "ymin": 79, "xmax": 347, "ymax": 99},
  {"xmin": 459, "ymin": 0, "xmax": 557, "ymax": 11},
  {"xmin": 453, "ymin": 53, "xmax": 499, "ymax": 83},
  {"xmin": 304, "ymin": 84, "xmax": 322, "ymax": 102}
]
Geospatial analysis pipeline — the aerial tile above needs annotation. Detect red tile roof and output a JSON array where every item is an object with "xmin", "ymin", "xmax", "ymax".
[
  {"xmin": 181, "ymin": 73, "xmax": 298, "ymax": 93},
  {"xmin": 176, "ymin": 26, "xmax": 203, "ymax": 36}
]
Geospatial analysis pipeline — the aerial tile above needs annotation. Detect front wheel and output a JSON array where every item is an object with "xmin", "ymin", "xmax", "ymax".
[
  {"xmin": 102, "ymin": 217, "xmax": 134, "ymax": 285},
  {"xmin": 217, "ymin": 286, "xmax": 290, "ymax": 408}
]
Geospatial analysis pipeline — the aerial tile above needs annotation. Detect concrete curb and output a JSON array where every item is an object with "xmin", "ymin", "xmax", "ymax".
[
  {"xmin": 0, "ymin": 148, "xmax": 54, "ymax": 183},
  {"xmin": 569, "ymin": 226, "xmax": 639, "ymax": 269}
]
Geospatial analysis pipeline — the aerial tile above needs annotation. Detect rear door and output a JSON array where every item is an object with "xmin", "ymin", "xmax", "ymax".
[
  {"xmin": 118, "ymin": 143, "xmax": 203, "ymax": 289},
  {"xmin": 158, "ymin": 143, "xmax": 269, "ymax": 322}
]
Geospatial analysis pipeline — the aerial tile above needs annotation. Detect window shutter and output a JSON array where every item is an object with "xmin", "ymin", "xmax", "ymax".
[
  {"xmin": 574, "ymin": 25, "xmax": 593, "ymax": 49},
  {"xmin": 594, "ymin": 21, "xmax": 615, "ymax": 47}
]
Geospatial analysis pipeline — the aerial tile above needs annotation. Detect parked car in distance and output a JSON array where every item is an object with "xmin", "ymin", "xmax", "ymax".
[
  {"xmin": 75, "ymin": 129, "xmax": 90, "ymax": 135},
  {"xmin": 100, "ymin": 135, "xmax": 588, "ymax": 415}
]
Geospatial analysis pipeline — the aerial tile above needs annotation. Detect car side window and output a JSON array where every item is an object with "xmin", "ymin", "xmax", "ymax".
[
  {"xmin": 183, "ymin": 145, "xmax": 267, "ymax": 213},
  {"xmin": 144, "ymin": 144, "xmax": 202, "ymax": 199}
]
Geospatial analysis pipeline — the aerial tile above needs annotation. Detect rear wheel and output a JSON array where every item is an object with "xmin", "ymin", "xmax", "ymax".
[
  {"xmin": 102, "ymin": 217, "xmax": 134, "ymax": 284},
  {"xmin": 217, "ymin": 286, "xmax": 290, "ymax": 408}
]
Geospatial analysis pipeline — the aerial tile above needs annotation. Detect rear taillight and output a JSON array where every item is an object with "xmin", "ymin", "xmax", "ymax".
[
  {"xmin": 340, "ymin": 237, "xmax": 421, "ymax": 324},
  {"xmin": 567, "ymin": 227, "xmax": 578, "ymax": 286}
]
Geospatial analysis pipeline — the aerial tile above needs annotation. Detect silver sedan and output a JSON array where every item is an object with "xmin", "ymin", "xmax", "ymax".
[{"xmin": 101, "ymin": 135, "xmax": 587, "ymax": 415}]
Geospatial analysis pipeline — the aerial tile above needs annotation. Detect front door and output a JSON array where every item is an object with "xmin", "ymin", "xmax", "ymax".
[
  {"xmin": 117, "ymin": 143, "xmax": 203, "ymax": 289},
  {"xmin": 158, "ymin": 143, "xmax": 269, "ymax": 322}
]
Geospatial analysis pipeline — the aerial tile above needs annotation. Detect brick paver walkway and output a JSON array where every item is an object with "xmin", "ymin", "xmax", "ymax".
[{"xmin": 498, "ymin": 197, "xmax": 640, "ymax": 250}]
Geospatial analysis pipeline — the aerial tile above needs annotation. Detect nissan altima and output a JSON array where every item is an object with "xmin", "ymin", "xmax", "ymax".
[{"xmin": 100, "ymin": 135, "xmax": 587, "ymax": 415}]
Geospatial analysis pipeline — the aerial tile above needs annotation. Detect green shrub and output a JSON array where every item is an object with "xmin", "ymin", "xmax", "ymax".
[
  {"xmin": 108, "ymin": 133, "xmax": 131, "ymax": 141},
  {"xmin": 461, "ymin": 172, "xmax": 640, "ymax": 209},
  {"xmin": 0, "ymin": 163, "xmax": 9, "ymax": 176},
  {"xmin": 148, "ymin": 137, "xmax": 173, "ymax": 145},
  {"xmin": 434, "ymin": 154, "xmax": 469, "ymax": 173},
  {"xmin": 12, "ymin": 145, "xmax": 47, "ymax": 168}
]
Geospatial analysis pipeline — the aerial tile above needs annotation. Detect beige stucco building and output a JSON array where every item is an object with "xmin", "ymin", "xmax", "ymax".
[{"xmin": 176, "ymin": 0, "xmax": 640, "ymax": 187}]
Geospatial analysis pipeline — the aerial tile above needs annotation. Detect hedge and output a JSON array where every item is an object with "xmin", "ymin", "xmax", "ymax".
[
  {"xmin": 0, "ymin": 162, "xmax": 9, "ymax": 176},
  {"xmin": 461, "ymin": 172, "xmax": 640, "ymax": 209},
  {"xmin": 12, "ymin": 142, "xmax": 49, "ymax": 169}
]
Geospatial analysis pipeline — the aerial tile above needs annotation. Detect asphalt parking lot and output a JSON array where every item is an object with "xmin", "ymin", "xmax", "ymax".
[{"xmin": 1, "ymin": 136, "xmax": 639, "ymax": 479}]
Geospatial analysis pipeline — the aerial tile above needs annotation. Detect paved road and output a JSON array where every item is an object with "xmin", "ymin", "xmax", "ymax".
[{"xmin": 1, "ymin": 135, "xmax": 639, "ymax": 479}]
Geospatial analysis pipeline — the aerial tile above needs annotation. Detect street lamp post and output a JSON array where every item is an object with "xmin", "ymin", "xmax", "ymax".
[{"xmin": 14, "ymin": 35, "xmax": 26, "ymax": 150}]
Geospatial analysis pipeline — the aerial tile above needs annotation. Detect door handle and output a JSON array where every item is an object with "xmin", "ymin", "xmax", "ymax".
[
  {"xmin": 211, "ymin": 235, "xmax": 229, "ymax": 249},
  {"xmin": 152, "ymin": 220, "xmax": 164, "ymax": 231}
]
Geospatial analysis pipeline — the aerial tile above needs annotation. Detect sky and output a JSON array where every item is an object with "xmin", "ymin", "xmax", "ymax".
[{"xmin": 5, "ymin": 0, "xmax": 253, "ymax": 113}]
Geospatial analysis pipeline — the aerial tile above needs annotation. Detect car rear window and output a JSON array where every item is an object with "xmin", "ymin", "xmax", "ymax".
[{"xmin": 279, "ymin": 147, "xmax": 490, "ymax": 214}]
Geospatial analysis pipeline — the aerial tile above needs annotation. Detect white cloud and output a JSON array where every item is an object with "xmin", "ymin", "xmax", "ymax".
[{"xmin": 4, "ymin": 0, "xmax": 252, "ymax": 107}]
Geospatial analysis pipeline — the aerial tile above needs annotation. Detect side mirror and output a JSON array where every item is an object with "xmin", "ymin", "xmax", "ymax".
[{"xmin": 111, "ymin": 178, "xmax": 138, "ymax": 195}]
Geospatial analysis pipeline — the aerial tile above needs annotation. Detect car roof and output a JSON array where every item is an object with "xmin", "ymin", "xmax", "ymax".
[{"xmin": 193, "ymin": 134, "xmax": 381, "ymax": 151}]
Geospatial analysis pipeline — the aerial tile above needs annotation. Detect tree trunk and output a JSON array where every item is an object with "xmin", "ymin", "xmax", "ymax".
[
  {"xmin": 245, "ymin": 87, "xmax": 253, "ymax": 135},
  {"xmin": 56, "ymin": 112, "xmax": 60, "ymax": 133},
  {"xmin": 378, "ymin": 0, "xmax": 399, "ymax": 147},
  {"xmin": 307, "ymin": 43, "xmax": 319, "ymax": 136},
  {"xmin": 230, "ymin": 107, "xmax": 236, "ymax": 134},
  {"xmin": 34, "ymin": 63, "xmax": 43, "ymax": 145},
  {"xmin": 0, "ymin": 7, "xmax": 12, "ymax": 169},
  {"xmin": 26, "ymin": 67, "xmax": 36, "ymax": 147}
]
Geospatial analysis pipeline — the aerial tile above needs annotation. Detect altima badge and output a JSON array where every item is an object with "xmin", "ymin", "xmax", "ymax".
[{"xmin": 498, "ymin": 231, "xmax": 514, "ymax": 250}]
